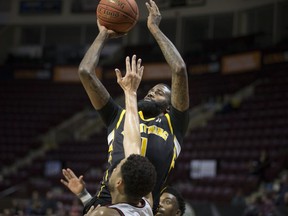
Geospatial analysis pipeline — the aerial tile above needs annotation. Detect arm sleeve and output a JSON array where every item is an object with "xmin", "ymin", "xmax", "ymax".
[
  {"xmin": 97, "ymin": 97, "xmax": 121, "ymax": 127},
  {"xmin": 169, "ymin": 106, "xmax": 190, "ymax": 144},
  {"xmin": 77, "ymin": 189, "xmax": 93, "ymax": 206}
]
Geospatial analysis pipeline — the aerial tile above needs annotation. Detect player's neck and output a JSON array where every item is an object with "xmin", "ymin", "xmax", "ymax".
[
  {"xmin": 142, "ymin": 112, "xmax": 164, "ymax": 119},
  {"xmin": 111, "ymin": 192, "xmax": 126, "ymax": 204},
  {"xmin": 125, "ymin": 196, "xmax": 141, "ymax": 206},
  {"xmin": 112, "ymin": 193, "xmax": 140, "ymax": 206}
]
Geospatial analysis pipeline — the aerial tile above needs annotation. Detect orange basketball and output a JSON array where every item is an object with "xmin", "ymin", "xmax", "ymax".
[{"xmin": 96, "ymin": 0, "xmax": 139, "ymax": 33}]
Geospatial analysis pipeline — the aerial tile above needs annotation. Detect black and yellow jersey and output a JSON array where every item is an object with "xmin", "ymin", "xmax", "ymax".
[{"xmin": 94, "ymin": 98, "xmax": 189, "ymax": 211}]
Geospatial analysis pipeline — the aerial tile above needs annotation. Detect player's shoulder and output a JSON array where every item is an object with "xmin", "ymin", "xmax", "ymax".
[{"xmin": 93, "ymin": 206, "xmax": 120, "ymax": 216}]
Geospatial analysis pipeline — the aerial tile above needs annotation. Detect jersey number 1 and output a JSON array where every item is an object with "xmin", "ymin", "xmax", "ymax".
[{"xmin": 141, "ymin": 137, "xmax": 148, "ymax": 156}]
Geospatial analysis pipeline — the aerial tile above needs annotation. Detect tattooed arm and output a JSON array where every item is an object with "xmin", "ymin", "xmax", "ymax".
[
  {"xmin": 146, "ymin": 0, "xmax": 189, "ymax": 112},
  {"xmin": 78, "ymin": 21, "xmax": 124, "ymax": 110}
]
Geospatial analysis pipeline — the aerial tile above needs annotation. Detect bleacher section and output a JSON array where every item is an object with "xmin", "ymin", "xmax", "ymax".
[
  {"xmin": 0, "ymin": 81, "xmax": 89, "ymax": 192},
  {"xmin": 172, "ymin": 66, "xmax": 288, "ymax": 203}
]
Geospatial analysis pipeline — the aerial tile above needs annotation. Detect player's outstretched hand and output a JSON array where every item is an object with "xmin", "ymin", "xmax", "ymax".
[
  {"xmin": 97, "ymin": 20, "xmax": 126, "ymax": 39},
  {"xmin": 60, "ymin": 168, "xmax": 85, "ymax": 196},
  {"xmin": 115, "ymin": 55, "xmax": 144, "ymax": 94},
  {"xmin": 146, "ymin": 0, "xmax": 161, "ymax": 28}
]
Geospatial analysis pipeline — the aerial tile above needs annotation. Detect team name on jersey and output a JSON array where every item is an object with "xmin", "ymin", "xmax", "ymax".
[{"xmin": 139, "ymin": 123, "xmax": 169, "ymax": 141}]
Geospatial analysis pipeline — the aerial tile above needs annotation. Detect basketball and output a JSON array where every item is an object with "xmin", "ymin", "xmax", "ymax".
[{"xmin": 96, "ymin": 0, "xmax": 139, "ymax": 33}]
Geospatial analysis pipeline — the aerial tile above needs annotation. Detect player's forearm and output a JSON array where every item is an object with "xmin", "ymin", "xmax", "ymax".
[
  {"xmin": 149, "ymin": 25, "xmax": 186, "ymax": 75},
  {"xmin": 78, "ymin": 30, "xmax": 110, "ymax": 110},
  {"xmin": 123, "ymin": 91, "xmax": 141, "ymax": 157},
  {"xmin": 79, "ymin": 30, "xmax": 108, "ymax": 74},
  {"xmin": 149, "ymin": 25, "xmax": 189, "ymax": 111}
]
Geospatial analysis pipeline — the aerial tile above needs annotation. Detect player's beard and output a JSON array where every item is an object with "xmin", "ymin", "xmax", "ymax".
[
  {"xmin": 108, "ymin": 180, "xmax": 115, "ymax": 193},
  {"xmin": 137, "ymin": 100, "xmax": 168, "ymax": 119}
]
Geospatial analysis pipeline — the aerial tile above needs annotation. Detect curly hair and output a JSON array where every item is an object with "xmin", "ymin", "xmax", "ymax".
[
  {"xmin": 163, "ymin": 186, "xmax": 186, "ymax": 216},
  {"xmin": 121, "ymin": 154, "xmax": 156, "ymax": 199}
]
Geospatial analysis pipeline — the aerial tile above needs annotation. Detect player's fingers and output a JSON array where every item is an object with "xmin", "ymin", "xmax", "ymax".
[
  {"xmin": 151, "ymin": 0, "xmax": 159, "ymax": 13},
  {"xmin": 62, "ymin": 169, "xmax": 70, "ymax": 180},
  {"xmin": 60, "ymin": 179, "xmax": 68, "ymax": 186},
  {"xmin": 137, "ymin": 58, "xmax": 143, "ymax": 77},
  {"xmin": 67, "ymin": 168, "xmax": 76, "ymax": 178},
  {"xmin": 115, "ymin": 69, "xmax": 122, "ymax": 83},
  {"xmin": 131, "ymin": 55, "xmax": 137, "ymax": 74},
  {"xmin": 145, "ymin": 2, "xmax": 151, "ymax": 12},
  {"xmin": 139, "ymin": 66, "xmax": 144, "ymax": 79},
  {"xmin": 126, "ymin": 56, "xmax": 131, "ymax": 73},
  {"xmin": 79, "ymin": 175, "xmax": 84, "ymax": 183},
  {"xmin": 149, "ymin": 0, "xmax": 155, "ymax": 11},
  {"xmin": 137, "ymin": 58, "xmax": 142, "ymax": 71}
]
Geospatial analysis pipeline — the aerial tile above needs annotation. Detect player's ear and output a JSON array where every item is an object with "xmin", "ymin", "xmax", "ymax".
[
  {"xmin": 176, "ymin": 209, "xmax": 182, "ymax": 216},
  {"xmin": 165, "ymin": 105, "xmax": 171, "ymax": 113},
  {"xmin": 116, "ymin": 178, "xmax": 125, "ymax": 194}
]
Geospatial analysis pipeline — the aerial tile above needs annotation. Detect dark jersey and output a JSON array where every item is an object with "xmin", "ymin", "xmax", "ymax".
[{"xmin": 90, "ymin": 97, "xmax": 189, "ymax": 212}]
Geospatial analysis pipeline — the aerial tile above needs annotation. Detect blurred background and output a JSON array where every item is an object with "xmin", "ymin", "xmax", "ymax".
[{"xmin": 0, "ymin": 0, "xmax": 288, "ymax": 215}]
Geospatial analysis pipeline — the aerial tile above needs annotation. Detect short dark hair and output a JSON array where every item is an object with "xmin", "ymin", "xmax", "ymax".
[
  {"xmin": 121, "ymin": 154, "xmax": 156, "ymax": 199},
  {"xmin": 163, "ymin": 186, "xmax": 186, "ymax": 216},
  {"xmin": 159, "ymin": 83, "xmax": 171, "ymax": 104}
]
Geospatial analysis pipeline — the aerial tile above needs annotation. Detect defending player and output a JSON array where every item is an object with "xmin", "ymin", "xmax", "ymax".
[{"xmin": 62, "ymin": 55, "xmax": 156, "ymax": 215}]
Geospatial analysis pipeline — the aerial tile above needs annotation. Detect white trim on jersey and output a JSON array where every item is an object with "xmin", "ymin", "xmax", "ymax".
[
  {"xmin": 107, "ymin": 129, "xmax": 114, "ymax": 145},
  {"xmin": 109, "ymin": 198, "xmax": 153, "ymax": 216},
  {"xmin": 174, "ymin": 136, "xmax": 181, "ymax": 158}
]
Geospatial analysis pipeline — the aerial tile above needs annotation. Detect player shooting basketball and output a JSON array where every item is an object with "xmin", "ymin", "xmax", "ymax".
[{"xmin": 71, "ymin": 0, "xmax": 189, "ymax": 213}]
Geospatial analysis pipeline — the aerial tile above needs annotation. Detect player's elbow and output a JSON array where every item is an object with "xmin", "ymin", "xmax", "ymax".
[
  {"xmin": 174, "ymin": 62, "xmax": 187, "ymax": 75},
  {"xmin": 78, "ymin": 67, "xmax": 91, "ymax": 79}
]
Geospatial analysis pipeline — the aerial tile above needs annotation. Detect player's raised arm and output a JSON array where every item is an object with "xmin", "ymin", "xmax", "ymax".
[
  {"xmin": 146, "ymin": 0, "xmax": 189, "ymax": 112},
  {"xmin": 78, "ymin": 21, "xmax": 125, "ymax": 110},
  {"xmin": 115, "ymin": 55, "xmax": 144, "ymax": 157}
]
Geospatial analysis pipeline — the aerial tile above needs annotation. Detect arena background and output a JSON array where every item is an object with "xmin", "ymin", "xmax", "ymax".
[{"xmin": 0, "ymin": 0, "xmax": 288, "ymax": 215}]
